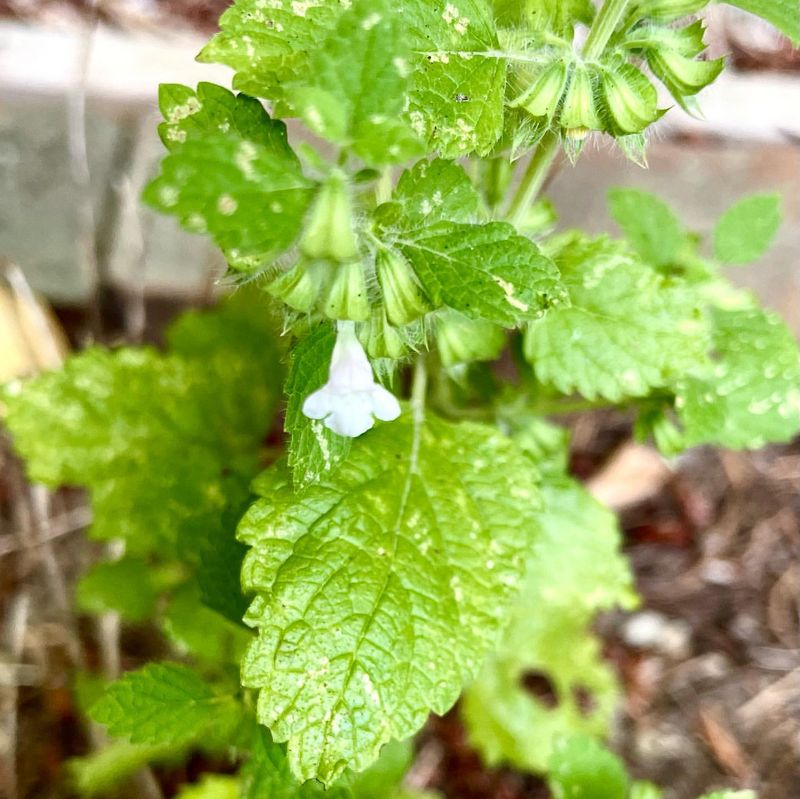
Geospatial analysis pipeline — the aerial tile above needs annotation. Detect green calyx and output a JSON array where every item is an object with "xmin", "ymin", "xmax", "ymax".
[
  {"xmin": 435, "ymin": 311, "xmax": 506, "ymax": 368},
  {"xmin": 358, "ymin": 306, "xmax": 422, "ymax": 359},
  {"xmin": 322, "ymin": 259, "xmax": 371, "ymax": 321},
  {"xmin": 375, "ymin": 248, "xmax": 431, "ymax": 326},
  {"xmin": 300, "ymin": 173, "xmax": 360, "ymax": 263},
  {"xmin": 266, "ymin": 260, "xmax": 332, "ymax": 313},
  {"xmin": 514, "ymin": 60, "xmax": 570, "ymax": 120},
  {"xmin": 600, "ymin": 63, "xmax": 660, "ymax": 134},
  {"xmin": 647, "ymin": 47, "xmax": 724, "ymax": 99},
  {"xmin": 560, "ymin": 64, "xmax": 603, "ymax": 136},
  {"xmin": 623, "ymin": 21, "xmax": 723, "ymax": 106}
]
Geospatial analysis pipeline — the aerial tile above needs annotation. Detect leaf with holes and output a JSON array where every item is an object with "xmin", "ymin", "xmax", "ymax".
[
  {"xmin": 462, "ymin": 473, "xmax": 636, "ymax": 773},
  {"xmin": 238, "ymin": 412, "xmax": 540, "ymax": 783}
]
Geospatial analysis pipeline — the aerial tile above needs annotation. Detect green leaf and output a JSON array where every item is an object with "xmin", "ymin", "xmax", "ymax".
[
  {"xmin": 163, "ymin": 581, "xmax": 252, "ymax": 664},
  {"xmin": 389, "ymin": 221, "xmax": 567, "ymax": 326},
  {"xmin": 176, "ymin": 775, "xmax": 240, "ymax": 799},
  {"xmin": 241, "ymin": 728, "xmax": 353, "ymax": 799},
  {"xmin": 676, "ymin": 307, "xmax": 800, "ymax": 450},
  {"xmin": 69, "ymin": 740, "xmax": 181, "ymax": 797},
  {"xmin": 90, "ymin": 663, "xmax": 240, "ymax": 746},
  {"xmin": 3, "ymin": 294, "xmax": 282, "ymax": 554},
  {"xmin": 76, "ymin": 558, "xmax": 160, "ymax": 622},
  {"xmin": 462, "ymin": 473, "xmax": 636, "ymax": 773},
  {"xmin": 630, "ymin": 782, "xmax": 664, "ymax": 799},
  {"xmin": 724, "ymin": 0, "xmax": 800, "ymax": 45},
  {"xmin": 144, "ymin": 83, "xmax": 314, "ymax": 271},
  {"xmin": 157, "ymin": 82, "xmax": 294, "ymax": 154},
  {"xmin": 713, "ymin": 193, "xmax": 782, "ymax": 264},
  {"xmin": 387, "ymin": 159, "xmax": 481, "ymax": 227},
  {"xmin": 608, "ymin": 188, "xmax": 685, "ymax": 267},
  {"xmin": 289, "ymin": 0, "xmax": 422, "ymax": 165},
  {"xmin": 547, "ymin": 735, "xmax": 629, "ymax": 799},
  {"xmin": 238, "ymin": 412, "xmax": 540, "ymax": 783},
  {"xmin": 350, "ymin": 739, "xmax": 413, "ymax": 799},
  {"xmin": 378, "ymin": 163, "xmax": 562, "ymax": 334},
  {"xmin": 284, "ymin": 325, "xmax": 352, "ymax": 488},
  {"xmin": 406, "ymin": 0, "xmax": 507, "ymax": 157},
  {"xmin": 189, "ymin": 497, "xmax": 252, "ymax": 625},
  {"xmin": 697, "ymin": 792, "xmax": 756, "ymax": 799},
  {"xmin": 524, "ymin": 236, "xmax": 709, "ymax": 402},
  {"xmin": 197, "ymin": 0, "xmax": 345, "ymax": 102},
  {"xmin": 495, "ymin": 0, "xmax": 595, "ymax": 34}
]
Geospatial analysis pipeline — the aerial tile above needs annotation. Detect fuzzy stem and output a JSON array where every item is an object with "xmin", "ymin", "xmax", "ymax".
[
  {"xmin": 411, "ymin": 355, "xmax": 428, "ymax": 423},
  {"xmin": 582, "ymin": 0, "xmax": 631, "ymax": 60},
  {"xmin": 505, "ymin": 131, "xmax": 560, "ymax": 226}
]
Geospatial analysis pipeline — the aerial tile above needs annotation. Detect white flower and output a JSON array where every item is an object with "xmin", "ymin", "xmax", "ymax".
[{"xmin": 302, "ymin": 322, "xmax": 401, "ymax": 438}]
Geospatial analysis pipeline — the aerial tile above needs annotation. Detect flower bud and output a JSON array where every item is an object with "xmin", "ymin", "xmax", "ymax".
[
  {"xmin": 322, "ymin": 260, "xmax": 370, "ymax": 321},
  {"xmin": 375, "ymin": 248, "xmax": 431, "ymax": 326},
  {"xmin": 601, "ymin": 63, "xmax": 660, "ymax": 134},
  {"xmin": 515, "ymin": 60, "xmax": 569, "ymax": 120},
  {"xmin": 559, "ymin": 64, "xmax": 603, "ymax": 135},
  {"xmin": 647, "ymin": 48, "xmax": 723, "ymax": 98},
  {"xmin": 435, "ymin": 311, "xmax": 506, "ymax": 368},
  {"xmin": 266, "ymin": 260, "xmax": 331, "ymax": 313},
  {"xmin": 300, "ymin": 173, "xmax": 360, "ymax": 263}
]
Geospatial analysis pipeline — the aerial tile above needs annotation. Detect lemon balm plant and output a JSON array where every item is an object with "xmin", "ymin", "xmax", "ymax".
[{"xmin": 3, "ymin": 0, "xmax": 800, "ymax": 796}]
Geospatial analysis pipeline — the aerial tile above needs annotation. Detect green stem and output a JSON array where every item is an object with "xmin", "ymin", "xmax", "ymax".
[
  {"xmin": 582, "ymin": 0, "xmax": 631, "ymax": 60},
  {"xmin": 411, "ymin": 354, "xmax": 428, "ymax": 423},
  {"xmin": 532, "ymin": 396, "xmax": 617, "ymax": 416},
  {"xmin": 505, "ymin": 131, "xmax": 560, "ymax": 226},
  {"xmin": 503, "ymin": 0, "xmax": 631, "ymax": 225}
]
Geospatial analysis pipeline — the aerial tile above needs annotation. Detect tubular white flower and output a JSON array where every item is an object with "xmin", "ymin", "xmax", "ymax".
[{"xmin": 302, "ymin": 322, "xmax": 401, "ymax": 438}]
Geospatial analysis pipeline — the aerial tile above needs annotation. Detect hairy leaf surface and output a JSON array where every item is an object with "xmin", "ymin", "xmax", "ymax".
[
  {"xmin": 197, "ymin": 0, "xmax": 345, "ymax": 101},
  {"xmin": 288, "ymin": 0, "xmax": 422, "ymax": 164},
  {"xmin": 406, "ymin": 0, "xmax": 507, "ymax": 157}
]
